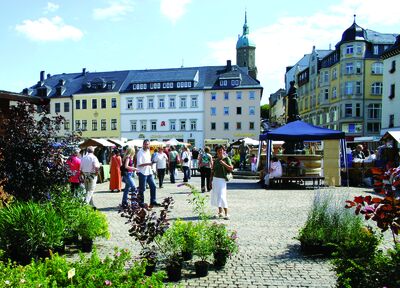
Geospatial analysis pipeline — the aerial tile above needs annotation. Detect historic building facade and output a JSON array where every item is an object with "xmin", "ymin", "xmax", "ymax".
[
  {"xmin": 381, "ymin": 35, "xmax": 400, "ymax": 134},
  {"xmin": 287, "ymin": 18, "xmax": 397, "ymax": 138}
]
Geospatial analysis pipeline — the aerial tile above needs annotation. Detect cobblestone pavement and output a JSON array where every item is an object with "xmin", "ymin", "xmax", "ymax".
[{"xmin": 92, "ymin": 172, "xmax": 372, "ymax": 287}]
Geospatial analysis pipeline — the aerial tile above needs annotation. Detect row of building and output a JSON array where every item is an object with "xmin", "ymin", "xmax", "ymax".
[
  {"xmin": 270, "ymin": 17, "xmax": 400, "ymax": 139},
  {"xmin": 13, "ymin": 14, "xmax": 262, "ymax": 148}
]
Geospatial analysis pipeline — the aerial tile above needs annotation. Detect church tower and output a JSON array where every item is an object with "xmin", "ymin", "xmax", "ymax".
[{"xmin": 236, "ymin": 11, "xmax": 257, "ymax": 80}]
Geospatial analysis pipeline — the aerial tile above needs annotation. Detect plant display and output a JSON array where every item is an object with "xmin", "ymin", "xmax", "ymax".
[
  {"xmin": 209, "ymin": 222, "xmax": 238, "ymax": 256},
  {"xmin": 75, "ymin": 205, "xmax": 110, "ymax": 241},
  {"xmin": 0, "ymin": 248, "xmax": 166, "ymax": 287},
  {"xmin": 0, "ymin": 101, "xmax": 81, "ymax": 201},
  {"xmin": 180, "ymin": 183, "xmax": 212, "ymax": 220},
  {"xmin": 0, "ymin": 201, "xmax": 65, "ymax": 264},
  {"xmin": 297, "ymin": 192, "xmax": 371, "ymax": 256},
  {"xmin": 193, "ymin": 221, "xmax": 214, "ymax": 262},
  {"xmin": 345, "ymin": 166, "xmax": 400, "ymax": 244}
]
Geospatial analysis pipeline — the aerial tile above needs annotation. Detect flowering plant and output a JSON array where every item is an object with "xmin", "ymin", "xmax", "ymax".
[{"xmin": 209, "ymin": 223, "xmax": 238, "ymax": 256}]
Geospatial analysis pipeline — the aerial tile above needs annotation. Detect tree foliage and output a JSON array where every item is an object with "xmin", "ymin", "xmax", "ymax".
[
  {"xmin": 0, "ymin": 101, "xmax": 80, "ymax": 201},
  {"xmin": 260, "ymin": 104, "xmax": 270, "ymax": 119}
]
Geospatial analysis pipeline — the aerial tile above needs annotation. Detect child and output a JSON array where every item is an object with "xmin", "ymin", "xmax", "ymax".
[{"xmin": 250, "ymin": 154, "xmax": 257, "ymax": 172}]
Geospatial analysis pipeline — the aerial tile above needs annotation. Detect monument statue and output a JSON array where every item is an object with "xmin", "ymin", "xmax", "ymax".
[{"xmin": 287, "ymin": 81, "xmax": 300, "ymax": 123}]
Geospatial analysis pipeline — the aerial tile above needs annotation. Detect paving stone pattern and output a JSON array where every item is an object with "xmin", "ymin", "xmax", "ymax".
[{"xmin": 91, "ymin": 172, "xmax": 372, "ymax": 287}]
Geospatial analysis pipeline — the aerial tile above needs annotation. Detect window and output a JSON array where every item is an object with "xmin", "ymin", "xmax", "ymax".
[
  {"xmin": 389, "ymin": 114, "xmax": 394, "ymax": 128},
  {"xmin": 332, "ymin": 87, "xmax": 337, "ymax": 99},
  {"xmin": 389, "ymin": 84, "xmax": 395, "ymax": 99},
  {"xmin": 371, "ymin": 62, "xmax": 383, "ymax": 74},
  {"xmin": 223, "ymin": 107, "xmax": 229, "ymax": 115},
  {"xmin": 371, "ymin": 82, "xmax": 383, "ymax": 95},
  {"xmin": 332, "ymin": 68, "xmax": 337, "ymax": 80},
  {"xmin": 210, "ymin": 107, "xmax": 216, "ymax": 116},
  {"xmin": 169, "ymin": 97, "xmax": 175, "ymax": 108},
  {"xmin": 390, "ymin": 60, "xmax": 396, "ymax": 73},
  {"xmin": 127, "ymin": 98, "xmax": 133, "ymax": 109},
  {"xmin": 368, "ymin": 103, "xmax": 380, "ymax": 119},
  {"xmin": 345, "ymin": 63, "xmax": 353, "ymax": 74},
  {"xmin": 170, "ymin": 120, "xmax": 176, "ymax": 131},
  {"xmin": 111, "ymin": 119, "xmax": 117, "ymax": 130},
  {"xmin": 137, "ymin": 98, "xmax": 143, "ymax": 109},
  {"xmin": 236, "ymin": 91, "xmax": 242, "ymax": 100},
  {"xmin": 323, "ymin": 71, "xmax": 329, "ymax": 83},
  {"xmin": 180, "ymin": 120, "xmax": 186, "ymax": 131},
  {"xmin": 355, "ymin": 103, "xmax": 361, "ymax": 117},
  {"xmin": 64, "ymin": 102, "xmax": 69, "ymax": 112},
  {"xmin": 64, "ymin": 120, "xmax": 70, "ymax": 130},
  {"xmin": 249, "ymin": 91, "xmax": 255, "ymax": 100},
  {"xmin": 75, "ymin": 120, "xmax": 80, "ymax": 130},
  {"xmin": 356, "ymin": 44, "xmax": 362, "ymax": 54},
  {"xmin": 356, "ymin": 62, "xmax": 361, "ymax": 74},
  {"xmin": 101, "ymin": 99, "xmax": 106, "ymax": 109},
  {"xmin": 140, "ymin": 120, "xmax": 146, "ymax": 131},
  {"xmin": 211, "ymin": 122, "xmax": 216, "ymax": 130},
  {"xmin": 223, "ymin": 122, "xmax": 229, "ymax": 130},
  {"xmin": 345, "ymin": 103, "xmax": 352, "ymax": 117},
  {"xmin": 236, "ymin": 107, "xmax": 242, "ymax": 115},
  {"xmin": 191, "ymin": 96, "xmax": 197, "ymax": 108},
  {"xmin": 81, "ymin": 120, "xmax": 87, "ymax": 131},
  {"xmin": 75, "ymin": 100, "xmax": 80, "ymax": 110},
  {"xmin": 159, "ymin": 97, "xmax": 165, "ymax": 108},
  {"xmin": 92, "ymin": 120, "xmax": 97, "ymax": 131},
  {"xmin": 345, "ymin": 82, "xmax": 353, "ymax": 95},
  {"xmin": 249, "ymin": 122, "xmax": 255, "ymax": 130},
  {"xmin": 148, "ymin": 98, "xmax": 154, "ymax": 109},
  {"xmin": 373, "ymin": 45, "xmax": 379, "ymax": 55},
  {"xmin": 180, "ymin": 97, "xmax": 187, "ymax": 108},
  {"xmin": 224, "ymin": 92, "xmax": 229, "ymax": 100},
  {"xmin": 82, "ymin": 99, "xmax": 87, "ymax": 109},
  {"xmin": 111, "ymin": 98, "xmax": 117, "ymax": 108},
  {"xmin": 55, "ymin": 103, "xmax": 60, "ymax": 113},
  {"xmin": 356, "ymin": 81, "xmax": 362, "ymax": 95},
  {"xmin": 130, "ymin": 120, "xmax": 137, "ymax": 131},
  {"xmin": 324, "ymin": 88, "xmax": 329, "ymax": 100},
  {"xmin": 236, "ymin": 122, "xmax": 242, "ymax": 130},
  {"xmin": 190, "ymin": 120, "xmax": 197, "ymax": 130},
  {"xmin": 346, "ymin": 44, "xmax": 353, "ymax": 54},
  {"xmin": 249, "ymin": 106, "xmax": 255, "ymax": 115},
  {"xmin": 211, "ymin": 92, "xmax": 216, "ymax": 101},
  {"xmin": 219, "ymin": 80, "xmax": 227, "ymax": 86},
  {"xmin": 92, "ymin": 99, "xmax": 97, "ymax": 109},
  {"xmin": 101, "ymin": 119, "xmax": 106, "ymax": 130},
  {"xmin": 151, "ymin": 120, "xmax": 157, "ymax": 131},
  {"xmin": 367, "ymin": 122, "xmax": 380, "ymax": 133}
]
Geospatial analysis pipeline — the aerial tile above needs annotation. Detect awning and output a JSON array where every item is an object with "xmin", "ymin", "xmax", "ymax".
[
  {"xmin": 380, "ymin": 131, "xmax": 400, "ymax": 144},
  {"xmin": 79, "ymin": 138, "xmax": 115, "ymax": 148}
]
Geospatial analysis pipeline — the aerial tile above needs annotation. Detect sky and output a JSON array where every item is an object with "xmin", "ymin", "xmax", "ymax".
[{"xmin": 1, "ymin": 0, "xmax": 400, "ymax": 105}]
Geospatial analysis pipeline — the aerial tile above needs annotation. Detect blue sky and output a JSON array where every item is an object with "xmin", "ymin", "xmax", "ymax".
[{"xmin": 1, "ymin": 0, "xmax": 399, "ymax": 104}]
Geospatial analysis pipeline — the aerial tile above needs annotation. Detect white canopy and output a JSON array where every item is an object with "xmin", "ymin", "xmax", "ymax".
[
  {"xmin": 125, "ymin": 139, "xmax": 144, "ymax": 147},
  {"xmin": 79, "ymin": 138, "xmax": 115, "ymax": 148}
]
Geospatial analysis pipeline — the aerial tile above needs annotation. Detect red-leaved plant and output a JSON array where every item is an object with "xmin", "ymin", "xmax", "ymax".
[{"xmin": 345, "ymin": 167, "xmax": 400, "ymax": 244}]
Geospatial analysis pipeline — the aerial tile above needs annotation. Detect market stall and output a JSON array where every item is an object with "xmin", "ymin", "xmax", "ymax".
[{"xmin": 259, "ymin": 120, "xmax": 346, "ymax": 187}]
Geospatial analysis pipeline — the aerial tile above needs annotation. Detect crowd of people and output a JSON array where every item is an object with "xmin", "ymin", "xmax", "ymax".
[{"xmin": 65, "ymin": 141, "xmax": 234, "ymax": 219}]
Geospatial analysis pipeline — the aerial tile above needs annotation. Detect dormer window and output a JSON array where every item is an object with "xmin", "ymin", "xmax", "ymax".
[
  {"xmin": 219, "ymin": 80, "xmax": 228, "ymax": 86},
  {"xmin": 231, "ymin": 79, "xmax": 240, "ymax": 86},
  {"xmin": 390, "ymin": 60, "xmax": 396, "ymax": 73}
]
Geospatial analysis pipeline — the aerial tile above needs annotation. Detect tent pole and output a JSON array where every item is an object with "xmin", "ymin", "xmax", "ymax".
[{"xmin": 256, "ymin": 141, "xmax": 262, "ymax": 171}]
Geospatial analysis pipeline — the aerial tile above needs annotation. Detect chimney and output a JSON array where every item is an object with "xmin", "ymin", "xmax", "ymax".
[
  {"xmin": 82, "ymin": 68, "xmax": 86, "ymax": 75},
  {"xmin": 40, "ymin": 71, "xmax": 45, "ymax": 82},
  {"xmin": 226, "ymin": 60, "xmax": 232, "ymax": 71},
  {"xmin": 47, "ymin": 73, "xmax": 51, "ymax": 79}
]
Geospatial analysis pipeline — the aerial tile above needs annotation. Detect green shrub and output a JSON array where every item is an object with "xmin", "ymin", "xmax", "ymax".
[
  {"xmin": 0, "ymin": 248, "xmax": 166, "ymax": 287},
  {"xmin": 297, "ymin": 192, "xmax": 374, "ymax": 255},
  {"xmin": 0, "ymin": 201, "xmax": 65, "ymax": 263},
  {"xmin": 193, "ymin": 221, "xmax": 214, "ymax": 262},
  {"xmin": 75, "ymin": 205, "xmax": 110, "ymax": 240}
]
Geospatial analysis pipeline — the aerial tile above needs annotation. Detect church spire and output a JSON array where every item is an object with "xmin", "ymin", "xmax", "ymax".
[{"xmin": 243, "ymin": 10, "xmax": 249, "ymax": 35}]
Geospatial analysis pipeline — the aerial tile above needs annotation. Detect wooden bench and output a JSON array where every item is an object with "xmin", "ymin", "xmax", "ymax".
[{"xmin": 269, "ymin": 176, "xmax": 325, "ymax": 189}]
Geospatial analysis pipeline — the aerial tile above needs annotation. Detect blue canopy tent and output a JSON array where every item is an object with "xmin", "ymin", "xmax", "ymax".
[{"xmin": 257, "ymin": 120, "xmax": 348, "ymax": 186}]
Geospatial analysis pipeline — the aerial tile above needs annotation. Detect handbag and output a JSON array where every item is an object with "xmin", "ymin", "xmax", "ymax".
[{"xmin": 221, "ymin": 157, "xmax": 233, "ymax": 182}]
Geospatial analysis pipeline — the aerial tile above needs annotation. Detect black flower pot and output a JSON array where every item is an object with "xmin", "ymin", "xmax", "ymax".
[
  {"xmin": 65, "ymin": 235, "xmax": 80, "ymax": 245},
  {"xmin": 166, "ymin": 262, "xmax": 182, "ymax": 282},
  {"xmin": 144, "ymin": 259, "xmax": 157, "ymax": 276},
  {"xmin": 195, "ymin": 260, "xmax": 209, "ymax": 277},
  {"xmin": 80, "ymin": 237, "xmax": 94, "ymax": 252},
  {"xmin": 300, "ymin": 242, "xmax": 335, "ymax": 256},
  {"xmin": 213, "ymin": 249, "xmax": 228, "ymax": 269},
  {"xmin": 182, "ymin": 250, "xmax": 193, "ymax": 261},
  {"xmin": 36, "ymin": 248, "xmax": 51, "ymax": 260}
]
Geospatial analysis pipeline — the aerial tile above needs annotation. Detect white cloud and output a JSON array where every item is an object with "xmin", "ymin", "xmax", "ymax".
[
  {"xmin": 93, "ymin": 0, "xmax": 134, "ymax": 21},
  {"xmin": 160, "ymin": 0, "xmax": 191, "ymax": 24},
  {"xmin": 44, "ymin": 2, "xmax": 59, "ymax": 14},
  {"xmin": 205, "ymin": 0, "xmax": 400, "ymax": 105},
  {"xmin": 15, "ymin": 16, "xmax": 83, "ymax": 42}
]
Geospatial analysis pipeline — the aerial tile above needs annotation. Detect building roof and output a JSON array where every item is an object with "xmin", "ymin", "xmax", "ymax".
[{"xmin": 382, "ymin": 35, "xmax": 400, "ymax": 59}]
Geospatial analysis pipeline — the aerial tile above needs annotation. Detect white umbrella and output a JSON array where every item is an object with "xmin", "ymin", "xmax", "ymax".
[
  {"xmin": 165, "ymin": 138, "xmax": 181, "ymax": 146},
  {"xmin": 125, "ymin": 139, "xmax": 144, "ymax": 147}
]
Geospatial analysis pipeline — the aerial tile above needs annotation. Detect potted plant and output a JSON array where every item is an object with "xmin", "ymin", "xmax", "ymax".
[
  {"xmin": 209, "ymin": 223, "xmax": 238, "ymax": 269},
  {"xmin": 193, "ymin": 222, "xmax": 213, "ymax": 277},
  {"xmin": 75, "ymin": 206, "xmax": 110, "ymax": 252}
]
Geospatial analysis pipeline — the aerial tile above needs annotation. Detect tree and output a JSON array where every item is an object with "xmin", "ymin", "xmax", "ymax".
[
  {"xmin": 260, "ymin": 104, "xmax": 270, "ymax": 120},
  {"xmin": 0, "ymin": 101, "xmax": 80, "ymax": 201}
]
